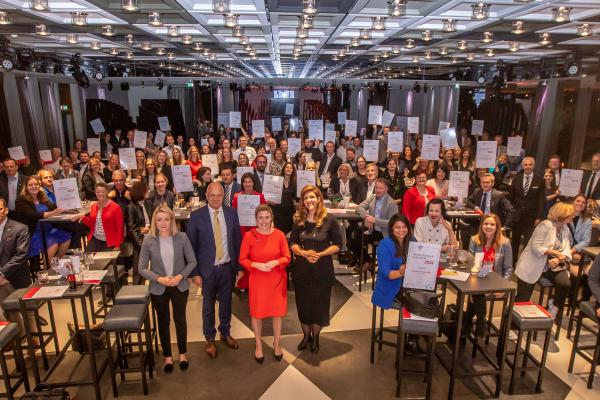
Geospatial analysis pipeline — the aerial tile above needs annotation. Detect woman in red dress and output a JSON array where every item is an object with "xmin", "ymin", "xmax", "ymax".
[
  {"xmin": 232, "ymin": 172, "xmax": 266, "ymax": 290},
  {"xmin": 239, "ymin": 205, "xmax": 291, "ymax": 363},
  {"xmin": 402, "ymin": 169, "xmax": 436, "ymax": 225}
]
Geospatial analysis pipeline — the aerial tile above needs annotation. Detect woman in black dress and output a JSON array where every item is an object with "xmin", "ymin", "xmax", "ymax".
[
  {"xmin": 273, "ymin": 162, "xmax": 296, "ymax": 234},
  {"xmin": 290, "ymin": 185, "xmax": 342, "ymax": 354}
]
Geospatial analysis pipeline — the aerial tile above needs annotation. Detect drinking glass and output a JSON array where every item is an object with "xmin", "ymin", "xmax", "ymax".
[
  {"xmin": 448, "ymin": 244, "xmax": 459, "ymax": 268},
  {"xmin": 37, "ymin": 271, "xmax": 49, "ymax": 285},
  {"xmin": 457, "ymin": 250, "xmax": 468, "ymax": 269}
]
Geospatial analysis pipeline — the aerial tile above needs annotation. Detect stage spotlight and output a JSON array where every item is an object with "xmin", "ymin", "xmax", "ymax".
[
  {"xmin": 93, "ymin": 70, "xmax": 104, "ymax": 81},
  {"xmin": 73, "ymin": 69, "xmax": 90, "ymax": 88},
  {"xmin": 156, "ymin": 78, "xmax": 164, "ymax": 90},
  {"xmin": 121, "ymin": 82, "xmax": 129, "ymax": 91},
  {"xmin": 107, "ymin": 80, "xmax": 113, "ymax": 91},
  {"xmin": 413, "ymin": 82, "xmax": 420, "ymax": 93}
]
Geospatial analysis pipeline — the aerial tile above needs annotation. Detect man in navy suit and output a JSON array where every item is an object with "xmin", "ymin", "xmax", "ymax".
[
  {"xmin": 219, "ymin": 165, "xmax": 241, "ymax": 208},
  {"xmin": 187, "ymin": 182, "xmax": 242, "ymax": 358}
]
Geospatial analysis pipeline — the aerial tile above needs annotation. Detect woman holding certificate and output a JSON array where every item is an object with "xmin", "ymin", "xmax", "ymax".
[
  {"xmin": 371, "ymin": 214, "xmax": 411, "ymax": 309},
  {"xmin": 463, "ymin": 213, "xmax": 513, "ymax": 337},
  {"xmin": 290, "ymin": 185, "xmax": 342, "ymax": 354},
  {"xmin": 272, "ymin": 162, "xmax": 296, "ymax": 234},
  {"xmin": 239, "ymin": 205, "xmax": 291, "ymax": 363}
]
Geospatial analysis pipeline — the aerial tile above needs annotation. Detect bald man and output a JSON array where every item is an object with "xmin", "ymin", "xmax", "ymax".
[{"xmin": 186, "ymin": 182, "xmax": 242, "ymax": 358}]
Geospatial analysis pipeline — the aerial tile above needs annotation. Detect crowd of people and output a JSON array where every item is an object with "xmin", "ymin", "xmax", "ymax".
[{"xmin": 1, "ymin": 121, "xmax": 600, "ymax": 374}]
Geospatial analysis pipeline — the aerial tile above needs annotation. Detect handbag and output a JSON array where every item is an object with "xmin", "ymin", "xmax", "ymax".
[
  {"xmin": 401, "ymin": 290, "xmax": 441, "ymax": 319},
  {"xmin": 67, "ymin": 322, "xmax": 106, "ymax": 354},
  {"xmin": 21, "ymin": 384, "xmax": 70, "ymax": 399}
]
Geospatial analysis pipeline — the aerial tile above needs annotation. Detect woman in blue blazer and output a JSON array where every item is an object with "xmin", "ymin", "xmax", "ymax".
[
  {"xmin": 569, "ymin": 194, "xmax": 593, "ymax": 300},
  {"xmin": 371, "ymin": 214, "xmax": 411, "ymax": 309}
]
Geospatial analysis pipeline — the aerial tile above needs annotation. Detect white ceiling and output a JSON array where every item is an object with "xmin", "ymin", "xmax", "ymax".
[{"xmin": 0, "ymin": 0, "xmax": 597, "ymax": 78}]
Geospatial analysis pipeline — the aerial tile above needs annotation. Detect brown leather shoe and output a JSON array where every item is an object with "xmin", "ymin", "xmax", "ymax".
[
  {"xmin": 220, "ymin": 335, "xmax": 239, "ymax": 349},
  {"xmin": 205, "ymin": 340, "xmax": 217, "ymax": 358}
]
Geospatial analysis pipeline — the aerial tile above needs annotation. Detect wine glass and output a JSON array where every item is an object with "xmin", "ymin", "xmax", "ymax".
[
  {"xmin": 50, "ymin": 257, "xmax": 63, "ymax": 283},
  {"xmin": 448, "ymin": 244, "xmax": 459, "ymax": 269}
]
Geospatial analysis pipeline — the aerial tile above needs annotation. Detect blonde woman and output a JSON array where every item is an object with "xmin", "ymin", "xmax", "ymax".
[
  {"xmin": 186, "ymin": 146, "xmax": 203, "ymax": 178},
  {"xmin": 289, "ymin": 185, "xmax": 342, "ymax": 354},
  {"xmin": 138, "ymin": 205, "xmax": 197, "ymax": 372},
  {"xmin": 515, "ymin": 202, "xmax": 574, "ymax": 319}
]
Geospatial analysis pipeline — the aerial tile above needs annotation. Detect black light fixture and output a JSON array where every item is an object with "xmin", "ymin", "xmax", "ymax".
[
  {"xmin": 156, "ymin": 78, "xmax": 164, "ymax": 90},
  {"xmin": 107, "ymin": 80, "xmax": 113, "ymax": 90},
  {"xmin": 121, "ymin": 82, "xmax": 129, "ymax": 91}
]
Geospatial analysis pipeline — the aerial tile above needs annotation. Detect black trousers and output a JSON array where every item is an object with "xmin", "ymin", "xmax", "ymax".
[
  {"xmin": 151, "ymin": 287, "xmax": 189, "ymax": 357},
  {"xmin": 85, "ymin": 237, "xmax": 110, "ymax": 252},
  {"xmin": 511, "ymin": 215, "xmax": 535, "ymax": 263},
  {"xmin": 349, "ymin": 227, "xmax": 383, "ymax": 263},
  {"xmin": 516, "ymin": 269, "xmax": 571, "ymax": 308}
]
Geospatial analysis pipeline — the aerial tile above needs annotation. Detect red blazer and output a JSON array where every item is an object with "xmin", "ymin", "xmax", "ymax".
[
  {"xmin": 402, "ymin": 185, "xmax": 436, "ymax": 225},
  {"xmin": 82, "ymin": 200, "xmax": 124, "ymax": 248}
]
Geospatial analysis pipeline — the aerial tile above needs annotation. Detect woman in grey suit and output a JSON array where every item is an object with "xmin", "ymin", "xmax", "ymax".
[{"xmin": 139, "ymin": 204, "xmax": 197, "ymax": 373}]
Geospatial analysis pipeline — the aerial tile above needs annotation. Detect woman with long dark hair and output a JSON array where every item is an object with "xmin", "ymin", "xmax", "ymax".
[
  {"xmin": 371, "ymin": 214, "xmax": 411, "ymax": 309},
  {"xmin": 272, "ymin": 162, "xmax": 296, "ymax": 234}
]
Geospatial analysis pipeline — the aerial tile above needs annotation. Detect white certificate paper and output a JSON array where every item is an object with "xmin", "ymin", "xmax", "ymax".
[
  {"xmin": 438, "ymin": 121, "xmax": 451, "ymax": 133},
  {"xmin": 338, "ymin": 112, "xmax": 347, "ymax": 125},
  {"xmin": 285, "ymin": 103, "xmax": 294, "ymax": 116},
  {"xmin": 324, "ymin": 131, "xmax": 336, "ymax": 147},
  {"xmin": 89, "ymin": 118, "xmax": 105, "ymax": 134},
  {"xmin": 507, "ymin": 136, "xmax": 523, "ymax": 157},
  {"xmin": 172, "ymin": 165, "xmax": 194, "ymax": 193},
  {"xmin": 296, "ymin": 170, "xmax": 316, "ymax": 197},
  {"xmin": 229, "ymin": 111, "xmax": 241, "ymax": 128},
  {"xmin": 325, "ymin": 123, "xmax": 336, "ymax": 136},
  {"xmin": 54, "ymin": 178, "xmax": 81, "ymax": 210},
  {"xmin": 134, "ymin": 130, "xmax": 147, "ymax": 149},
  {"xmin": 363, "ymin": 139, "xmax": 380, "ymax": 162},
  {"xmin": 252, "ymin": 120, "xmax": 265, "ymax": 138},
  {"xmin": 237, "ymin": 194, "xmax": 260, "ymax": 227},
  {"xmin": 271, "ymin": 117, "xmax": 282, "ymax": 131},
  {"xmin": 368, "ymin": 105, "xmax": 383, "ymax": 125},
  {"xmin": 262, "ymin": 175, "xmax": 284, "ymax": 204},
  {"xmin": 345, "ymin": 120, "xmax": 358, "ymax": 137},
  {"xmin": 387, "ymin": 131, "xmax": 404, "ymax": 152},
  {"xmin": 448, "ymin": 171, "xmax": 470, "ymax": 200},
  {"xmin": 236, "ymin": 167, "xmax": 255, "ymax": 184},
  {"xmin": 475, "ymin": 141, "xmax": 497, "ymax": 169},
  {"xmin": 154, "ymin": 130, "xmax": 166, "ymax": 147},
  {"xmin": 287, "ymin": 138, "xmax": 301, "ymax": 158},
  {"xmin": 407, "ymin": 117, "xmax": 420, "ymax": 134},
  {"xmin": 558, "ymin": 169, "xmax": 584, "ymax": 197},
  {"xmin": 87, "ymin": 138, "xmax": 101, "ymax": 155},
  {"xmin": 421, "ymin": 135, "xmax": 441, "ymax": 161},
  {"xmin": 382, "ymin": 111, "xmax": 395, "ymax": 128},
  {"xmin": 201, "ymin": 154, "xmax": 219, "ymax": 176},
  {"xmin": 8, "ymin": 146, "xmax": 25, "ymax": 161},
  {"xmin": 308, "ymin": 120, "xmax": 324, "ymax": 140},
  {"xmin": 440, "ymin": 128, "xmax": 458, "ymax": 149},
  {"xmin": 118, "ymin": 147, "xmax": 137, "ymax": 170},
  {"xmin": 471, "ymin": 119, "xmax": 484, "ymax": 136},
  {"xmin": 39, "ymin": 150, "xmax": 52, "ymax": 163},
  {"xmin": 403, "ymin": 242, "xmax": 441, "ymax": 291},
  {"xmin": 158, "ymin": 116, "xmax": 170, "ymax": 131}
]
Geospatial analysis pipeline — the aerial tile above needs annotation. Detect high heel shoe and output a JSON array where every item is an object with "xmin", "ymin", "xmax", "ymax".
[
  {"xmin": 297, "ymin": 335, "xmax": 312, "ymax": 351},
  {"xmin": 310, "ymin": 336, "xmax": 320, "ymax": 354},
  {"xmin": 273, "ymin": 343, "xmax": 283, "ymax": 361},
  {"xmin": 255, "ymin": 348, "xmax": 264, "ymax": 364}
]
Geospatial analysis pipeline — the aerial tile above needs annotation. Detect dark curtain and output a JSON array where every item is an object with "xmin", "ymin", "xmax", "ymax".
[{"xmin": 0, "ymin": 72, "xmax": 11, "ymax": 158}]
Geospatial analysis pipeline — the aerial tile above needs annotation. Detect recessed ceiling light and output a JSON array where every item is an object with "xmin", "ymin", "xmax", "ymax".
[
  {"xmin": 66, "ymin": 34, "xmax": 78, "ymax": 44},
  {"xmin": 301, "ymin": 15, "xmax": 313, "ymax": 29},
  {"xmin": 303, "ymin": 0, "xmax": 317, "ymax": 15},
  {"xmin": 332, "ymin": 54, "xmax": 339, "ymax": 61},
  {"xmin": 467, "ymin": 53, "xmax": 475, "ymax": 60},
  {"xmin": 411, "ymin": 55, "xmax": 419, "ymax": 63},
  {"xmin": 297, "ymin": 28, "xmax": 308, "ymax": 38},
  {"xmin": 0, "ymin": 12, "xmax": 11, "ymax": 25},
  {"xmin": 538, "ymin": 33, "xmax": 551, "ymax": 45},
  {"xmin": 405, "ymin": 38, "xmax": 415, "ymax": 49},
  {"xmin": 508, "ymin": 41, "xmax": 519, "ymax": 52},
  {"xmin": 212, "ymin": 0, "xmax": 230, "ymax": 14},
  {"xmin": 35, "ymin": 24, "xmax": 50, "ymax": 36},
  {"xmin": 451, "ymin": 57, "xmax": 458, "ymax": 64},
  {"xmin": 167, "ymin": 25, "xmax": 179, "ymax": 37},
  {"xmin": 125, "ymin": 34, "xmax": 134, "ymax": 44},
  {"xmin": 91, "ymin": 41, "xmax": 101, "ymax": 50},
  {"xmin": 577, "ymin": 23, "xmax": 592, "ymax": 37},
  {"xmin": 126, "ymin": 52, "xmax": 134, "ymax": 59},
  {"xmin": 388, "ymin": 0, "xmax": 406, "ymax": 18},
  {"xmin": 210, "ymin": 53, "xmax": 216, "ymax": 60},
  {"xmin": 232, "ymin": 25, "xmax": 243, "ymax": 37},
  {"xmin": 102, "ymin": 25, "xmax": 116, "ymax": 36},
  {"xmin": 71, "ymin": 12, "xmax": 87, "ymax": 26},
  {"xmin": 110, "ymin": 48, "xmax": 119, "ymax": 55},
  {"xmin": 193, "ymin": 42, "xmax": 202, "ymax": 51},
  {"xmin": 392, "ymin": 45, "xmax": 400, "ymax": 54},
  {"xmin": 371, "ymin": 17, "xmax": 385, "ymax": 31},
  {"xmin": 511, "ymin": 21, "xmax": 525, "ymax": 34},
  {"xmin": 360, "ymin": 29, "xmax": 371, "ymax": 41},
  {"xmin": 122, "ymin": 0, "xmax": 138, "ymax": 12},
  {"xmin": 421, "ymin": 30, "xmax": 432, "ymax": 41},
  {"xmin": 156, "ymin": 47, "xmax": 166, "ymax": 55},
  {"xmin": 471, "ymin": 3, "xmax": 489, "ymax": 20},
  {"xmin": 224, "ymin": 13, "xmax": 238, "ymax": 28},
  {"xmin": 9, "ymin": 34, "xmax": 17, "ymax": 38},
  {"xmin": 381, "ymin": 51, "xmax": 390, "ymax": 58},
  {"xmin": 552, "ymin": 7, "xmax": 571, "ymax": 23},
  {"xmin": 350, "ymin": 38, "xmax": 360, "ymax": 47},
  {"xmin": 442, "ymin": 19, "xmax": 456, "ymax": 32},
  {"xmin": 142, "ymin": 42, "xmax": 152, "ymax": 50},
  {"xmin": 439, "ymin": 47, "xmax": 448, "ymax": 56},
  {"xmin": 148, "ymin": 12, "xmax": 162, "ymax": 26},
  {"xmin": 30, "ymin": 0, "xmax": 49, "ymax": 12},
  {"xmin": 482, "ymin": 31, "xmax": 493, "ymax": 43},
  {"xmin": 240, "ymin": 35, "xmax": 249, "ymax": 45},
  {"xmin": 485, "ymin": 48, "xmax": 494, "ymax": 57},
  {"xmin": 167, "ymin": 52, "xmax": 176, "ymax": 60},
  {"xmin": 457, "ymin": 40, "xmax": 468, "ymax": 50},
  {"xmin": 424, "ymin": 50, "xmax": 432, "ymax": 59},
  {"xmin": 182, "ymin": 34, "xmax": 193, "ymax": 44}
]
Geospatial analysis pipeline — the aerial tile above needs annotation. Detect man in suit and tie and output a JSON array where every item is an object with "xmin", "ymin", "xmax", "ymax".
[
  {"xmin": 509, "ymin": 156, "xmax": 544, "ymax": 262},
  {"xmin": 350, "ymin": 179, "xmax": 398, "ymax": 272},
  {"xmin": 0, "ymin": 197, "xmax": 32, "ymax": 318},
  {"xmin": 219, "ymin": 165, "xmax": 241, "ymax": 208},
  {"xmin": 253, "ymin": 155, "xmax": 268, "ymax": 192},
  {"xmin": 582, "ymin": 153, "xmax": 600, "ymax": 201},
  {"xmin": 0, "ymin": 159, "xmax": 26, "ymax": 218},
  {"xmin": 318, "ymin": 141, "xmax": 343, "ymax": 181},
  {"xmin": 462, "ymin": 173, "xmax": 516, "ymax": 249},
  {"xmin": 187, "ymin": 182, "xmax": 242, "ymax": 358}
]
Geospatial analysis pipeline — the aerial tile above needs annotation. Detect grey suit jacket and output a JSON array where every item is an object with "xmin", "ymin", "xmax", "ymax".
[
  {"xmin": 358, "ymin": 193, "xmax": 398, "ymax": 237},
  {"xmin": 138, "ymin": 232, "xmax": 197, "ymax": 295}
]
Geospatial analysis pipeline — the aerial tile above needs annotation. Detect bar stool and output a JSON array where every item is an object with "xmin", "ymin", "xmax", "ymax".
[
  {"xmin": 370, "ymin": 301, "xmax": 437, "ymax": 399},
  {"xmin": 506, "ymin": 307, "xmax": 553, "ymax": 394},
  {"xmin": 483, "ymin": 293, "xmax": 509, "ymax": 345},
  {"xmin": 536, "ymin": 276, "xmax": 565, "ymax": 340},
  {"xmin": 0, "ymin": 322, "xmax": 29, "ymax": 400},
  {"xmin": 1, "ymin": 289, "xmax": 59, "ymax": 370},
  {"xmin": 115, "ymin": 285, "xmax": 158, "ymax": 353},
  {"xmin": 568, "ymin": 301, "xmax": 600, "ymax": 389},
  {"xmin": 95, "ymin": 264, "xmax": 127, "ymax": 319},
  {"xmin": 104, "ymin": 304, "xmax": 153, "ymax": 397}
]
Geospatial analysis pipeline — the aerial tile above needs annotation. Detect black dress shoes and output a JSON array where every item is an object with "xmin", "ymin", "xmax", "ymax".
[
  {"xmin": 297, "ymin": 335, "xmax": 312, "ymax": 351},
  {"xmin": 310, "ymin": 336, "xmax": 320, "ymax": 354},
  {"xmin": 163, "ymin": 363, "xmax": 174, "ymax": 373}
]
